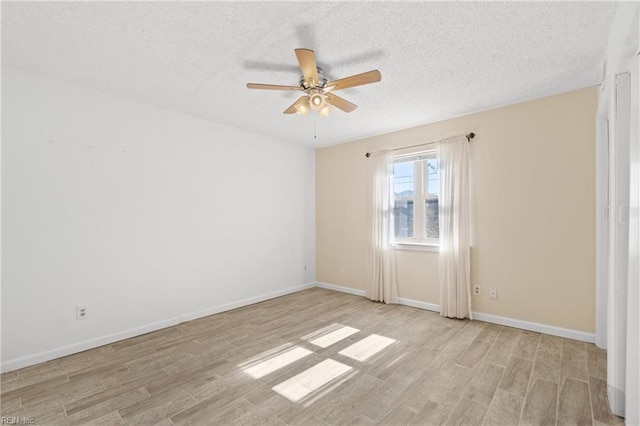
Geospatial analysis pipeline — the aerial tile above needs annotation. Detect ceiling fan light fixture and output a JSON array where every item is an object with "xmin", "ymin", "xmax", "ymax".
[
  {"xmin": 295, "ymin": 100, "xmax": 309, "ymax": 115},
  {"xmin": 319, "ymin": 105, "xmax": 331, "ymax": 118},
  {"xmin": 309, "ymin": 93, "xmax": 325, "ymax": 111}
]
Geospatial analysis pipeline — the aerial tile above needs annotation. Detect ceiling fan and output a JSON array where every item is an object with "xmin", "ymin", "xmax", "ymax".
[{"xmin": 246, "ymin": 48, "xmax": 381, "ymax": 117}]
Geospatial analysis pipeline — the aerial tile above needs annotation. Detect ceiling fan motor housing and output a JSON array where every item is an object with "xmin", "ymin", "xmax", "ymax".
[{"xmin": 299, "ymin": 67, "xmax": 328, "ymax": 89}]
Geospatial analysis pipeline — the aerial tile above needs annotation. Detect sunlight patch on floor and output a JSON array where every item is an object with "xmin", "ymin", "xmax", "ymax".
[
  {"xmin": 301, "ymin": 369, "xmax": 359, "ymax": 407},
  {"xmin": 301, "ymin": 323, "xmax": 345, "ymax": 341},
  {"xmin": 242, "ymin": 345, "xmax": 312, "ymax": 379},
  {"xmin": 338, "ymin": 334, "xmax": 396, "ymax": 362},
  {"xmin": 240, "ymin": 325, "xmax": 398, "ymax": 405},
  {"xmin": 272, "ymin": 359, "xmax": 353, "ymax": 402},
  {"xmin": 239, "ymin": 342, "xmax": 294, "ymax": 367},
  {"xmin": 309, "ymin": 325, "xmax": 360, "ymax": 348}
]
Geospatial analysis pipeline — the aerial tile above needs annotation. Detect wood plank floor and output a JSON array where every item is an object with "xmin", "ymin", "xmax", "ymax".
[{"xmin": 0, "ymin": 288, "xmax": 624, "ymax": 425}]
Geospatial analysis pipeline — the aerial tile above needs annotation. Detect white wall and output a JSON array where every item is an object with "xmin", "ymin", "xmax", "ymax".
[{"xmin": 1, "ymin": 68, "xmax": 316, "ymax": 371}]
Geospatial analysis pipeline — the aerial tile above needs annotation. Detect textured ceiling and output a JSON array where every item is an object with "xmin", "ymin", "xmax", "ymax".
[{"xmin": 2, "ymin": 1, "xmax": 617, "ymax": 148}]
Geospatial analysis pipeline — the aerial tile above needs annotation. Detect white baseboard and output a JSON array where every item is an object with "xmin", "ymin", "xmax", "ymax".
[
  {"xmin": 397, "ymin": 297, "xmax": 440, "ymax": 312},
  {"xmin": 174, "ymin": 282, "xmax": 316, "ymax": 323},
  {"xmin": 316, "ymin": 281, "xmax": 366, "ymax": 297},
  {"xmin": 471, "ymin": 312, "xmax": 595, "ymax": 343},
  {"xmin": 315, "ymin": 281, "xmax": 596, "ymax": 343},
  {"xmin": 1, "ymin": 282, "xmax": 316, "ymax": 373}
]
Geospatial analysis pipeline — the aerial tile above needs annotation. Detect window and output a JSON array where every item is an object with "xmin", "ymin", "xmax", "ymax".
[{"xmin": 393, "ymin": 151, "xmax": 439, "ymax": 245}]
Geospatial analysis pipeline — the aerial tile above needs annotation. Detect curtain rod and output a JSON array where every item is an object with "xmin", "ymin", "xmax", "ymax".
[{"xmin": 365, "ymin": 132, "xmax": 475, "ymax": 158}]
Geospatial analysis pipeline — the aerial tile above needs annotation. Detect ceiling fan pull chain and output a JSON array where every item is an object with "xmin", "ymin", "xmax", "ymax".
[{"xmin": 314, "ymin": 119, "xmax": 317, "ymax": 139}]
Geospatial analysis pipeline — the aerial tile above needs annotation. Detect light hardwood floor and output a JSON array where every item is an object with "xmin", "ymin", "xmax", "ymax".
[{"xmin": 0, "ymin": 288, "xmax": 624, "ymax": 425}]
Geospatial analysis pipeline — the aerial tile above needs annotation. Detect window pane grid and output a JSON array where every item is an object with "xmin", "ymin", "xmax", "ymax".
[{"xmin": 393, "ymin": 152, "xmax": 439, "ymax": 245}]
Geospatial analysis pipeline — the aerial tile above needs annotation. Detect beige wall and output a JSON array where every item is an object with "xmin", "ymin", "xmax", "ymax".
[{"xmin": 316, "ymin": 87, "xmax": 597, "ymax": 333}]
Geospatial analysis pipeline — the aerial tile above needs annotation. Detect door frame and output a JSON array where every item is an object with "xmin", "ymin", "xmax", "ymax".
[{"xmin": 595, "ymin": 84, "xmax": 610, "ymax": 350}]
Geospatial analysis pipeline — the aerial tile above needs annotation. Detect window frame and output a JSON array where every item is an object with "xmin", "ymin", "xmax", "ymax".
[{"xmin": 392, "ymin": 149, "xmax": 440, "ymax": 248}]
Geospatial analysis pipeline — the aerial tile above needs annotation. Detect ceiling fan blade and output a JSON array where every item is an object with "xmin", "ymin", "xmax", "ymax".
[
  {"xmin": 325, "ymin": 70, "xmax": 381, "ymax": 91},
  {"xmin": 247, "ymin": 83, "xmax": 301, "ymax": 91},
  {"xmin": 283, "ymin": 96, "xmax": 308, "ymax": 114},
  {"xmin": 325, "ymin": 93, "xmax": 357, "ymax": 113},
  {"xmin": 295, "ymin": 48, "xmax": 319, "ymax": 87}
]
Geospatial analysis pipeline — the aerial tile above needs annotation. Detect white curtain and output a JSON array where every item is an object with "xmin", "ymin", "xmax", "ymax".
[
  {"xmin": 438, "ymin": 136, "xmax": 472, "ymax": 319},
  {"xmin": 366, "ymin": 151, "xmax": 398, "ymax": 304}
]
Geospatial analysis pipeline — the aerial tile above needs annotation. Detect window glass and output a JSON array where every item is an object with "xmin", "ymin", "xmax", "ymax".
[
  {"xmin": 394, "ymin": 200, "xmax": 414, "ymax": 238},
  {"xmin": 425, "ymin": 158, "xmax": 438, "ymax": 196},
  {"xmin": 392, "ymin": 151, "xmax": 439, "ymax": 245},
  {"xmin": 394, "ymin": 160, "xmax": 415, "ymax": 239},
  {"xmin": 425, "ymin": 199, "xmax": 439, "ymax": 239},
  {"xmin": 393, "ymin": 161, "xmax": 414, "ymax": 198}
]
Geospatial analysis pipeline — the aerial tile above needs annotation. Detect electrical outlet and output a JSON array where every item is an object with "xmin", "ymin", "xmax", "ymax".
[
  {"xmin": 76, "ymin": 306, "xmax": 87, "ymax": 320},
  {"xmin": 489, "ymin": 288, "xmax": 498, "ymax": 299},
  {"xmin": 473, "ymin": 285, "xmax": 481, "ymax": 296}
]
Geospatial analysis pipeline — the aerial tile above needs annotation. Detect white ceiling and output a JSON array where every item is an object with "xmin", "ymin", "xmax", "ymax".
[{"xmin": 2, "ymin": 1, "xmax": 617, "ymax": 148}]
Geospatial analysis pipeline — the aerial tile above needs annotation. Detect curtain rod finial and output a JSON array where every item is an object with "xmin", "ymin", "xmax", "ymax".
[
  {"xmin": 365, "ymin": 152, "xmax": 371, "ymax": 158},
  {"xmin": 467, "ymin": 132, "xmax": 475, "ymax": 141}
]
